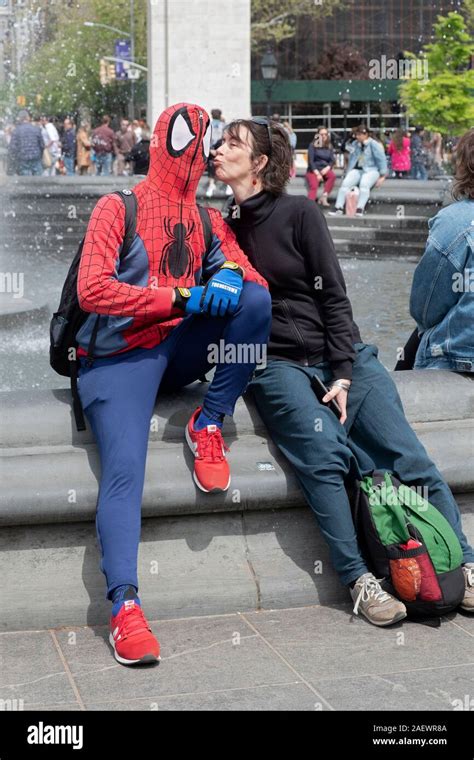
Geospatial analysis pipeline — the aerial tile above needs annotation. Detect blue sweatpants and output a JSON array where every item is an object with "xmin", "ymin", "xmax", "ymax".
[{"xmin": 78, "ymin": 282, "xmax": 271, "ymax": 600}]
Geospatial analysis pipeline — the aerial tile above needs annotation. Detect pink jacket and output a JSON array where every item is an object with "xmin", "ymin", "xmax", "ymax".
[{"xmin": 388, "ymin": 137, "xmax": 411, "ymax": 172}]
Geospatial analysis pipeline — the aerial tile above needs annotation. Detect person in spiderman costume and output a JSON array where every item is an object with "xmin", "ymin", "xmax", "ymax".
[{"xmin": 76, "ymin": 103, "xmax": 271, "ymax": 666}]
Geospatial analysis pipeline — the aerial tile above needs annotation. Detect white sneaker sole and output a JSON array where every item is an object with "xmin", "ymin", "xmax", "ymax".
[
  {"xmin": 185, "ymin": 424, "xmax": 231, "ymax": 493},
  {"xmin": 357, "ymin": 609, "xmax": 407, "ymax": 627},
  {"xmin": 109, "ymin": 632, "xmax": 161, "ymax": 665}
]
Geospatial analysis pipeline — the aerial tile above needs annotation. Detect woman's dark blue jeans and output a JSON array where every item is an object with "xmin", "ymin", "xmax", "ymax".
[{"xmin": 248, "ymin": 342, "xmax": 474, "ymax": 586}]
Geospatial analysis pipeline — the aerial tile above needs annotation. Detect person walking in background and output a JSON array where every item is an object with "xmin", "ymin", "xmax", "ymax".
[
  {"xmin": 76, "ymin": 120, "xmax": 92, "ymax": 175},
  {"xmin": 125, "ymin": 126, "xmax": 150, "ymax": 175},
  {"xmin": 114, "ymin": 118, "xmax": 136, "ymax": 176},
  {"xmin": 91, "ymin": 115, "xmax": 116, "ymax": 176},
  {"xmin": 8, "ymin": 110, "xmax": 44, "ymax": 176},
  {"xmin": 388, "ymin": 128, "xmax": 411, "ymax": 179},
  {"xmin": 132, "ymin": 119, "xmax": 142, "ymax": 143},
  {"xmin": 40, "ymin": 115, "xmax": 61, "ymax": 176},
  {"xmin": 329, "ymin": 124, "xmax": 387, "ymax": 217},
  {"xmin": 409, "ymin": 127, "xmax": 474, "ymax": 374},
  {"xmin": 61, "ymin": 117, "xmax": 76, "ymax": 175},
  {"xmin": 411, "ymin": 125, "xmax": 428, "ymax": 181},
  {"xmin": 430, "ymin": 131, "xmax": 444, "ymax": 173},
  {"xmin": 306, "ymin": 126, "xmax": 336, "ymax": 207}
]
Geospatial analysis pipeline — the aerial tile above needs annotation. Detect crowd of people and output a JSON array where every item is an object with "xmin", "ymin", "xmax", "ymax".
[{"xmin": 0, "ymin": 110, "xmax": 152, "ymax": 177}]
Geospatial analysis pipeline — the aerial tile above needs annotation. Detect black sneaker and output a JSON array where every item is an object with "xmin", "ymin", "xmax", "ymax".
[
  {"xmin": 355, "ymin": 208, "xmax": 365, "ymax": 216},
  {"xmin": 328, "ymin": 208, "xmax": 344, "ymax": 216}
]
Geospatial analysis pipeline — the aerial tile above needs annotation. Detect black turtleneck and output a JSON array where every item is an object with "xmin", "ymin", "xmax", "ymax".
[{"xmin": 226, "ymin": 190, "xmax": 362, "ymax": 379}]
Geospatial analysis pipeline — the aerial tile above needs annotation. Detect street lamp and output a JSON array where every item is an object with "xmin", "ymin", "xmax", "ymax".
[
  {"xmin": 260, "ymin": 48, "xmax": 278, "ymax": 118},
  {"xmin": 340, "ymin": 90, "xmax": 351, "ymax": 142},
  {"xmin": 83, "ymin": 21, "xmax": 130, "ymax": 37}
]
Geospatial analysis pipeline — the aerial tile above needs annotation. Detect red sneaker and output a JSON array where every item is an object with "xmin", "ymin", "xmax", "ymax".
[
  {"xmin": 109, "ymin": 599, "xmax": 161, "ymax": 666},
  {"xmin": 185, "ymin": 407, "xmax": 231, "ymax": 492}
]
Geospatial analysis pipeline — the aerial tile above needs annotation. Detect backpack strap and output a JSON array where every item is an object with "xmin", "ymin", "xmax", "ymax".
[
  {"xmin": 73, "ymin": 190, "xmax": 138, "ymax": 431},
  {"xmin": 197, "ymin": 204, "xmax": 213, "ymax": 253},
  {"xmin": 70, "ymin": 359, "xmax": 86, "ymax": 431},
  {"xmin": 84, "ymin": 190, "xmax": 138, "ymax": 366}
]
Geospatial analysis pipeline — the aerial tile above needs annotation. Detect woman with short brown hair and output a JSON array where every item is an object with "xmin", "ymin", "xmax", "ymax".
[{"xmin": 214, "ymin": 118, "xmax": 474, "ymax": 625}]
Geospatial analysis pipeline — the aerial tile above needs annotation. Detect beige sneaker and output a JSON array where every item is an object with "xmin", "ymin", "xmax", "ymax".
[
  {"xmin": 460, "ymin": 564, "xmax": 474, "ymax": 612},
  {"xmin": 350, "ymin": 573, "xmax": 407, "ymax": 627}
]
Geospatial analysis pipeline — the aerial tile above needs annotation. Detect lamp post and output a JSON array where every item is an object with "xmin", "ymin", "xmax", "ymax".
[
  {"xmin": 340, "ymin": 90, "xmax": 351, "ymax": 144},
  {"xmin": 83, "ymin": 21, "xmax": 130, "ymax": 36},
  {"xmin": 260, "ymin": 48, "xmax": 278, "ymax": 119}
]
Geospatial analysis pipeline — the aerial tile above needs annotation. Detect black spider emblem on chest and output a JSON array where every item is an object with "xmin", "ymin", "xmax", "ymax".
[{"xmin": 160, "ymin": 218, "xmax": 195, "ymax": 278}]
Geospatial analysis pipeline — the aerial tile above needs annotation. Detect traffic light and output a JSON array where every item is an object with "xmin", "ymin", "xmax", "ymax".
[
  {"xmin": 99, "ymin": 59, "xmax": 116, "ymax": 85},
  {"xmin": 99, "ymin": 58, "xmax": 107, "ymax": 86}
]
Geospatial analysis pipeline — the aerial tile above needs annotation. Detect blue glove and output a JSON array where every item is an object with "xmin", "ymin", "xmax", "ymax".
[
  {"xmin": 174, "ymin": 286, "xmax": 204, "ymax": 315},
  {"xmin": 201, "ymin": 262, "xmax": 244, "ymax": 317}
]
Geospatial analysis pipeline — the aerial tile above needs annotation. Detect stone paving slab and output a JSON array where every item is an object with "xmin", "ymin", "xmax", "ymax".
[
  {"xmin": 243, "ymin": 606, "xmax": 474, "ymax": 686},
  {"xmin": 0, "ymin": 631, "xmax": 79, "ymax": 708},
  {"xmin": 1, "ymin": 603, "xmax": 472, "ymax": 712}
]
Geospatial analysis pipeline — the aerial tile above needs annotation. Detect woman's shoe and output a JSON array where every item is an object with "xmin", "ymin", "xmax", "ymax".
[
  {"xmin": 350, "ymin": 573, "xmax": 407, "ymax": 626},
  {"xmin": 318, "ymin": 194, "xmax": 330, "ymax": 207},
  {"xmin": 460, "ymin": 564, "xmax": 474, "ymax": 612}
]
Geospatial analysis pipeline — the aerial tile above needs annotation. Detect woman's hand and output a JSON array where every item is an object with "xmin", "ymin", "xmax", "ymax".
[
  {"xmin": 320, "ymin": 166, "xmax": 330, "ymax": 176},
  {"xmin": 313, "ymin": 170, "xmax": 323, "ymax": 181},
  {"xmin": 375, "ymin": 176, "xmax": 386, "ymax": 188},
  {"xmin": 322, "ymin": 379, "xmax": 351, "ymax": 424}
]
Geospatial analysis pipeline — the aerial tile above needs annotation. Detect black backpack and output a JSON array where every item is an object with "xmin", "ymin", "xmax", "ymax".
[
  {"xmin": 347, "ymin": 471, "xmax": 465, "ymax": 622},
  {"xmin": 49, "ymin": 189, "xmax": 212, "ymax": 432}
]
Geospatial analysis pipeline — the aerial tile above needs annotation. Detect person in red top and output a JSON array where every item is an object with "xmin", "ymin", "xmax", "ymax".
[
  {"xmin": 76, "ymin": 102, "xmax": 271, "ymax": 666},
  {"xmin": 388, "ymin": 129, "xmax": 411, "ymax": 178},
  {"xmin": 91, "ymin": 114, "xmax": 116, "ymax": 175}
]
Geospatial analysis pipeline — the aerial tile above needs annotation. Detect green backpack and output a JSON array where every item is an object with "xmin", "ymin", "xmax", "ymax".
[{"xmin": 349, "ymin": 471, "xmax": 465, "ymax": 619}]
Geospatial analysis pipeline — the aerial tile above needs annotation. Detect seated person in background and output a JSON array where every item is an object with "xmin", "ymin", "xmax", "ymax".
[
  {"xmin": 410, "ymin": 127, "xmax": 474, "ymax": 373},
  {"xmin": 329, "ymin": 125, "xmax": 387, "ymax": 217},
  {"xmin": 305, "ymin": 126, "xmax": 336, "ymax": 207}
]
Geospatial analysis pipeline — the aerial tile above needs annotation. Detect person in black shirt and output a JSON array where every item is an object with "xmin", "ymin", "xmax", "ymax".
[
  {"xmin": 212, "ymin": 118, "xmax": 474, "ymax": 625},
  {"xmin": 125, "ymin": 129, "xmax": 151, "ymax": 175}
]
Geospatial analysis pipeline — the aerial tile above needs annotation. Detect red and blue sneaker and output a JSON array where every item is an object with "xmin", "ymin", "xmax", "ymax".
[
  {"xmin": 109, "ymin": 598, "xmax": 161, "ymax": 666},
  {"xmin": 185, "ymin": 407, "xmax": 231, "ymax": 492}
]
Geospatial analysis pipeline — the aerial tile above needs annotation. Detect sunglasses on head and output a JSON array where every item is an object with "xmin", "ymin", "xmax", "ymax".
[{"xmin": 251, "ymin": 117, "xmax": 273, "ymax": 157}]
